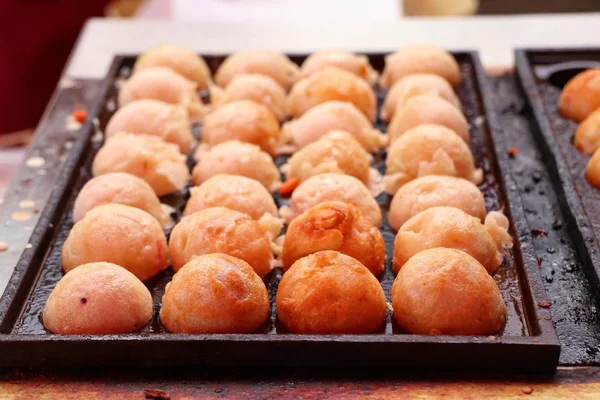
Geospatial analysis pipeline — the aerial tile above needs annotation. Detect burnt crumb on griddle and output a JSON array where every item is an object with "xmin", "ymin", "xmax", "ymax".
[
  {"xmin": 532, "ymin": 170, "xmax": 542, "ymax": 183},
  {"xmin": 538, "ymin": 300, "xmax": 552, "ymax": 308},
  {"xmin": 531, "ymin": 229, "xmax": 548, "ymax": 237}
]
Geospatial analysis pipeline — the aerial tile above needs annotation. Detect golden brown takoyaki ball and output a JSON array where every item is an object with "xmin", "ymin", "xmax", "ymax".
[
  {"xmin": 282, "ymin": 202, "xmax": 385, "ymax": 275},
  {"xmin": 92, "ymin": 133, "xmax": 190, "ymax": 196},
  {"xmin": 381, "ymin": 73, "xmax": 461, "ymax": 121},
  {"xmin": 281, "ymin": 130, "xmax": 371, "ymax": 184},
  {"xmin": 133, "ymin": 45, "xmax": 212, "ymax": 90},
  {"xmin": 213, "ymin": 74, "xmax": 287, "ymax": 122},
  {"xmin": 393, "ymin": 207, "xmax": 513, "ymax": 274},
  {"xmin": 73, "ymin": 172, "xmax": 169, "ymax": 227},
  {"xmin": 118, "ymin": 67, "xmax": 205, "ymax": 120},
  {"xmin": 201, "ymin": 100, "xmax": 280, "ymax": 156},
  {"xmin": 280, "ymin": 173, "xmax": 382, "ymax": 226},
  {"xmin": 105, "ymin": 99, "xmax": 194, "ymax": 153},
  {"xmin": 380, "ymin": 44, "xmax": 461, "ymax": 89},
  {"xmin": 586, "ymin": 147, "xmax": 600, "ymax": 188},
  {"xmin": 392, "ymin": 248, "xmax": 507, "ymax": 335},
  {"xmin": 43, "ymin": 262, "xmax": 153, "ymax": 334},
  {"xmin": 388, "ymin": 175, "xmax": 486, "ymax": 231},
  {"xmin": 299, "ymin": 50, "xmax": 378, "ymax": 84},
  {"xmin": 169, "ymin": 207, "xmax": 276, "ymax": 277},
  {"xmin": 214, "ymin": 50, "xmax": 299, "ymax": 90},
  {"xmin": 574, "ymin": 107, "xmax": 600, "ymax": 154},
  {"xmin": 276, "ymin": 251, "xmax": 387, "ymax": 334},
  {"xmin": 192, "ymin": 141, "xmax": 281, "ymax": 192},
  {"xmin": 62, "ymin": 204, "xmax": 169, "ymax": 281},
  {"xmin": 288, "ymin": 67, "xmax": 377, "ymax": 121},
  {"xmin": 159, "ymin": 254, "xmax": 269, "ymax": 334},
  {"xmin": 383, "ymin": 124, "xmax": 482, "ymax": 194},
  {"xmin": 184, "ymin": 174, "xmax": 278, "ymax": 220},
  {"xmin": 388, "ymin": 95, "xmax": 470, "ymax": 143},
  {"xmin": 281, "ymin": 101, "xmax": 385, "ymax": 153},
  {"xmin": 559, "ymin": 69, "xmax": 600, "ymax": 122}
]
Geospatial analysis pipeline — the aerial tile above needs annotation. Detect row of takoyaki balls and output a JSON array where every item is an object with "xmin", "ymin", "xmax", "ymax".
[{"xmin": 43, "ymin": 44, "xmax": 513, "ymax": 337}]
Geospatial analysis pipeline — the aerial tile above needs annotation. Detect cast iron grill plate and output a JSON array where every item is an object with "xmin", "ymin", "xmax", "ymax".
[{"xmin": 0, "ymin": 52, "xmax": 559, "ymax": 371}]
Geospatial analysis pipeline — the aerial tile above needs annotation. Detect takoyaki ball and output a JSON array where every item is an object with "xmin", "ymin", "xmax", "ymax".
[
  {"xmin": 380, "ymin": 44, "xmax": 461, "ymax": 89},
  {"xmin": 299, "ymin": 50, "xmax": 378, "ymax": 84},
  {"xmin": 282, "ymin": 202, "xmax": 385, "ymax": 276},
  {"xmin": 62, "ymin": 204, "xmax": 169, "ymax": 281},
  {"xmin": 559, "ymin": 69, "xmax": 600, "ymax": 122},
  {"xmin": 73, "ymin": 172, "xmax": 169, "ymax": 227},
  {"xmin": 280, "ymin": 101, "xmax": 385, "ymax": 153},
  {"xmin": 383, "ymin": 124, "xmax": 482, "ymax": 194},
  {"xmin": 280, "ymin": 173, "xmax": 382, "ymax": 226},
  {"xmin": 276, "ymin": 251, "xmax": 387, "ymax": 334},
  {"xmin": 43, "ymin": 262, "xmax": 153, "ymax": 334},
  {"xmin": 381, "ymin": 73, "xmax": 461, "ymax": 121},
  {"xmin": 192, "ymin": 141, "xmax": 281, "ymax": 192},
  {"xmin": 118, "ymin": 67, "xmax": 205, "ymax": 121},
  {"xmin": 201, "ymin": 100, "xmax": 280, "ymax": 156},
  {"xmin": 214, "ymin": 50, "xmax": 299, "ymax": 90},
  {"xmin": 288, "ymin": 67, "xmax": 377, "ymax": 121},
  {"xmin": 168, "ymin": 207, "xmax": 276, "ymax": 277},
  {"xmin": 133, "ymin": 45, "xmax": 212, "ymax": 90},
  {"xmin": 281, "ymin": 130, "xmax": 370, "ymax": 184},
  {"xmin": 160, "ymin": 254, "xmax": 269, "ymax": 334},
  {"xmin": 574, "ymin": 107, "xmax": 600, "ymax": 154},
  {"xmin": 184, "ymin": 174, "xmax": 278, "ymax": 220},
  {"xmin": 388, "ymin": 175, "xmax": 486, "ymax": 231},
  {"xmin": 105, "ymin": 99, "xmax": 194, "ymax": 153},
  {"xmin": 393, "ymin": 207, "xmax": 513, "ymax": 274},
  {"xmin": 388, "ymin": 95, "xmax": 470, "ymax": 143},
  {"xmin": 213, "ymin": 74, "xmax": 287, "ymax": 122},
  {"xmin": 92, "ymin": 133, "xmax": 190, "ymax": 196},
  {"xmin": 586, "ymin": 147, "xmax": 600, "ymax": 188},
  {"xmin": 392, "ymin": 248, "xmax": 506, "ymax": 335}
]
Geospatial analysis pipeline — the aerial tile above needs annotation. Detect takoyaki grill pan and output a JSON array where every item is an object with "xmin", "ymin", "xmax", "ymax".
[
  {"xmin": 516, "ymin": 49, "xmax": 600, "ymax": 309},
  {"xmin": 0, "ymin": 52, "xmax": 560, "ymax": 371}
]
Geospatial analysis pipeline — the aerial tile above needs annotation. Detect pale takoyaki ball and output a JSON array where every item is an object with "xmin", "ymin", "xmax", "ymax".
[
  {"xmin": 380, "ymin": 44, "xmax": 461, "ymax": 89},
  {"xmin": 43, "ymin": 262, "xmax": 153, "ymax": 334},
  {"xmin": 105, "ymin": 99, "xmax": 194, "ymax": 153},
  {"xmin": 299, "ymin": 50, "xmax": 378, "ymax": 85},
  {"xmin": 281, "ymin": 101, "xmax": 385, "ymax": 153},
  {"xmin": 62, "ymin": 204, "xmax": 169, "ymax": 281},
  {"xmin": 393, "ymin": 207, "xmax": 513, "ymax": 274},
  {"xmin": 281, "ymin": 130, "xmax": 370, "ymax": 184},
  {"xmin": 383, "ymin": 124, "xmax": 482, "ymax": 194},
  {"xmin": 118, "ymin": 67, "xmax": 205, "ymax": 121},
  {"xmin": 288, "ymin": 67, "xmax": 377, "ymax": 121},
  {"xmin": 73, "ymin": 172, "xmax": 169, "ymax": 227},
  {"xmin": 214, "ymin": 50, "xmax": 299, "ymax": 90},
  {"xmin": 160, "ymin": 254, "xmax": 269, "ymax": 334},
  {"xmin": 392, "ymin": 248, "xmax": 506, "ymax": 335},
  {"xmin": 388, "ymin": 175, "xmax": 486, "ymax": 231},
  {"xmin": 201, "ymin": 100, "xmax": 280, "ymax": 156},
  {"xmin": 586, "ymin": 147, "xmax": 600, "ymax": 188},
  {"xmin": 280, "ymin": 173, "xmax": 382, "ymax": 226},
  {"xmin": 213, "ymin": 74, "xmax": 287, "ymax": 122},
  {"xmin": 559, "ymin": 69, "xmax": 600, "ymax": 122},
  {"xmin": 169, "ymin": 207, "xmax": 276, "ymax": 277},
  {"xmin": 92, "ymin": 133, "xmax": 190, "ymax": 196},
  {"xmin": 575, "ymin": 107, "xmax": 600, "ymax": 154},
  {"xmin": 192, "ymin": 141, "xmax": 281, "ymax": 192},
  {"xmin": 282, "ymin": 201, "xmax": 385, "ymax": 276},
  {"xmin": 276, "ymin": 251, "xmax": 387, "ymax": 334},
  {"xmin": 184, "ymin": 174, "xmax": 278, "ymax": 220},
  {"xmin": 133, "ymin": 45, "xmax": 212, "ymax": 90},
  {"xmin": 381, "ymin": 73, "xmax": 461, "ymax": 121},
  {"xmin": 388, "ymin": 95, "xmax": 470, "ymax": 143}
]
